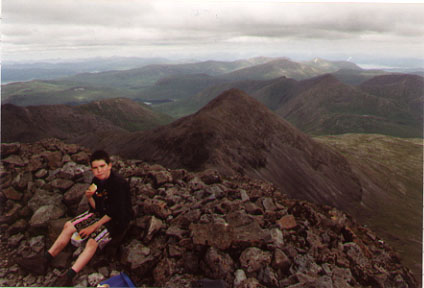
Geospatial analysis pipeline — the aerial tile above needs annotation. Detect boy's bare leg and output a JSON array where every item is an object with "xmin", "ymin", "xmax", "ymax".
[
  {"xmin": 71, "ymin": 238, "xmax": 99, "ymax": 273},
  {"xmin": 48, "ymin": 221, "xmax": 77, "ymax": 257}
]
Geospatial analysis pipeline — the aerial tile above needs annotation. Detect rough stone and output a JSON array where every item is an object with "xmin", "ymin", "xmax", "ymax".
[
  {"xmin": 28, "ymin": 190, "xmax": 63, "ymax": 212},
  {"xmin": 188, "ymin": 177, "xmax": 206, "ymax": 192},
  {"xmin": 2, "ymin": 155, "xmax": 26, "ymax": 167},
  {"xmin": 48, "ymin": 218, "xmax": 71, "ymax": 242},
  {"xmin": 144, "ymin": 216, "xmax": 164, "ymax": 242},
  {"xmin": 197, "ymin": 169, "xmax": 222, "ymax": 185},
  {"xmin": 234, "ymin": 269, "xmax": 247, "ymax": 287},
  {"xmin": 277, "ymin": 214, "xmax": 297, "ymax": 230},
  {"xmin": 267, "ymin": 227, "xmax": 284, "ymax": 250},
  {"xmin": 153, "ymin": 258, "xmax": 176, "ymax": 286},
  {"xmin": 51, "ymin": 251, "xmax": 72, "ymax": 269},
  {"xmin": 88, "ymin": 273, "xmax": 105, "ymax": 287},
  {"xmin": 238, "ymin": 278, "xmax": 262, "ymax": 288},
  {"xmin": 273, "ymin": 248, "xmax": 291, "ymax": 273},
  {"xmin": 262, "ymin": 197, "xmax": 277, "ymax": 212},
  {"xmin": 1, "ymin": 143, "xmax": 20, "ymax": 157},
  {"xmin": 28, "ymin": 155, "xmax": 45, "ymax": 172},
  {"xmin": 166, "ymin": 225, "xmax": 187, "ymax": 240},
  {"xmin": 3, "ymin": 187, "xmax": 23, "ymax": 201},
  {"xmin": 63, "ymin": 183, "xmax": 90, "ymax": 205},
  {"xmin": 202, "ymin": 247, "xmax": 235, "ymax": 283},
  {"xmin": 54, "ymin": 161, "xmax": 89, "ymax": 180},
  {"xmin": 41, "ymin": 151, "xmax": 63, "ymax": 170},
  {"xmin": 121, "ymin": 239, "xmax": 153, "ymax": 270},
  {"xmin": 0, "ymin": 203, "xmax": 22, "ymax": 224},
  {"xmin": 34, "ymin": 169, "xmax": 48, "ymax": 178},
  {"xmin": 240, "ymin": 247, "xmax": 272, "ymax": 274},
  {"xmin": 142, "ymin": 198, "xmax": 171, "ymax": 219},
  {"xmin": 29, "ymin": 205, "xmax": 66, "ymax": 228},
  {"xmin": 71, "ymin": 151, "xmax": 90, "ymax": 165},
  {"xmin": 50, "ymin": 178, "xmax": 74, "ymax": 191},
  {"xmin": 7, "ymin": 219, "xmax": 28, "ymax": 235},
  {"xmin": 190, "ymin": 222, "xmax": 232, "ymax": 250},
  {"xmin": 244, "ymin": 202, "xmax": 263, "ymax": 215},
  {"xmin": 149, "ymin": 170, "xmax": 173, "ymax": 187},
  {"xmin": 12, "ymin": 172, "xmax": 33, "ymax": 191},
  {"xmin": 8, "ymin": 233, "xmax": 25, "ymax": 248}
]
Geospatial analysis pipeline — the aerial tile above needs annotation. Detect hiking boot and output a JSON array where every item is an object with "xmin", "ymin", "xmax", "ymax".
[
  {"xmin": 54, "ymin": 272, "xmax": 74, "ymax": 287},
  {"xmin": 16, "ymin": 254, "xmax": 49, "ymax": 275}
]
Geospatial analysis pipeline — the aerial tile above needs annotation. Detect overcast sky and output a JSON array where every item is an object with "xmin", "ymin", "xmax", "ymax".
[{"xmin": 2, "ymin": 0, "xmax": 424, "ymax": 65}]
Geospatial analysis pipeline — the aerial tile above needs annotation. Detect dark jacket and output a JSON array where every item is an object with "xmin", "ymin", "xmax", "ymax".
[{"xmin": 90, "ymin": 170, "xmax": 134, "ymax": 236}]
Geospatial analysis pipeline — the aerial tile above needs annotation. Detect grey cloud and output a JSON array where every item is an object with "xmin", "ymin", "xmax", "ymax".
[{"xmin": 2, "ymin": 0, "xmax": 424, "ymax": 62}]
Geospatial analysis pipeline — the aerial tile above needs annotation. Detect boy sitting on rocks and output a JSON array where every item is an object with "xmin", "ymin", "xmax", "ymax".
[{"xmin": 17, "ymin": 150, "xmax": 134, "ymax": 286}]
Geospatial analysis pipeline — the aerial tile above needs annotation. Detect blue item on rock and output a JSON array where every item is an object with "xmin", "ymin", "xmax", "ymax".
[{"xmin": 98, "ymin": 272, "xmax": 135, "ymax": 288}]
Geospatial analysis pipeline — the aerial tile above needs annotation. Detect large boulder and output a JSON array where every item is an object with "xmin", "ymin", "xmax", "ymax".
[{"xmin": 29, "ymin": 205, "xmax": 66, "ymax": 228}]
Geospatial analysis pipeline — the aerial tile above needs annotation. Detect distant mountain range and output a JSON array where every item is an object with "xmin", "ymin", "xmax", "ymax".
[
  {"xmin": 1, "ymin": 57, "xmax": 372, "ymax": 106},
  {"xmin": 221, "ymin": 57, "xmax": 362, "ymax": 81},
  {"xmin": 2, "ymin": 57, "xmax": 423, "ymax": 139},
  {"xmin": 1, "ymin": 57, "xmax": 173, "ymax": 83}
]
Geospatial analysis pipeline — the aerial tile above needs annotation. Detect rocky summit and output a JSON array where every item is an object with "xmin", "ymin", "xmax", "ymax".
[{"xmin": 0, "ymin": 139, "xmax": 417, "ymax": 287}]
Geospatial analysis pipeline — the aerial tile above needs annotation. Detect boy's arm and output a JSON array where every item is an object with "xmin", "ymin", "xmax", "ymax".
[
  {"xmin": 85, "ymin": 184, "xmax": 97, "ymax": 209},
  {"xmin": 79, "ymin": 214, "xmax": 112, "ymax": 238}
]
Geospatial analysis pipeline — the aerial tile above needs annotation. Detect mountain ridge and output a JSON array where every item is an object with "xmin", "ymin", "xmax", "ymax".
[
  {"xmin": 164, "ymin": 73, "xmax": 423, "ymax": 138},
  {"xmin": 109, "ymin": 89, "xmax": 364, "ymax": 212},
  {"xmin": 1, "ymin": 98, "xmax": 172, "ymax": 144}
]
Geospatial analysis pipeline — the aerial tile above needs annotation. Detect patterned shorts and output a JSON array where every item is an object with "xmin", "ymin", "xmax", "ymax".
[{"xmin": 71, "ymin": 211, "xmax": 112, "ymax": 249}]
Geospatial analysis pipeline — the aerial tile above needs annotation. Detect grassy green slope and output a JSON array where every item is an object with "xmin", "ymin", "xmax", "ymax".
[{"xmin": 315, "ymin": 134, "xmax": 423, "ymax": 280}]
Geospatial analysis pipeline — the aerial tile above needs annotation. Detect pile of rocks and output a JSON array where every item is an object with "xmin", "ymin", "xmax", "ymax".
[{"xmin": 0, "ymin": 138, "xmax": 417, "ymax": 287}]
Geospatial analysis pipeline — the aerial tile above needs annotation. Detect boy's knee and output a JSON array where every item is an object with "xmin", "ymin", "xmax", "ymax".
[
  {"xmin": 86, "ymin": 238, "xmax": 99, "ymax": 249},
  {"xmin": 64, "ymin": 221, "xmax": 75, "ymax": 231}
]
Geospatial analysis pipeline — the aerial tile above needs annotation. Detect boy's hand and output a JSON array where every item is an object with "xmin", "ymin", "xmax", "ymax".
[
  {"xmin": 79, "ymin": 225, "xmax": 96, "ymax": 238},
  {"xmin": 85, "ymin": 183, "xmax": 97, "ymax": 198}
]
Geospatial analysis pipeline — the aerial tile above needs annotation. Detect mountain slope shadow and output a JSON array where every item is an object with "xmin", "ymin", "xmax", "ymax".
[{"xmin": 113, "ymin": 88, "xmax": 364, "ymax": 212}]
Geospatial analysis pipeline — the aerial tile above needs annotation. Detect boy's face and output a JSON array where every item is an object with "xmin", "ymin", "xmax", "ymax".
[{"xmin": 91, "ymin": 159, "xmax": 112, "ymax": 180}]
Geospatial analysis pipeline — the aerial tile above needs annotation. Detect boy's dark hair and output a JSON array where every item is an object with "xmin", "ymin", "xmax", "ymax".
[{"xmin": 90, "ymin": 150, "xmax": 111, "ymax": 164}]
